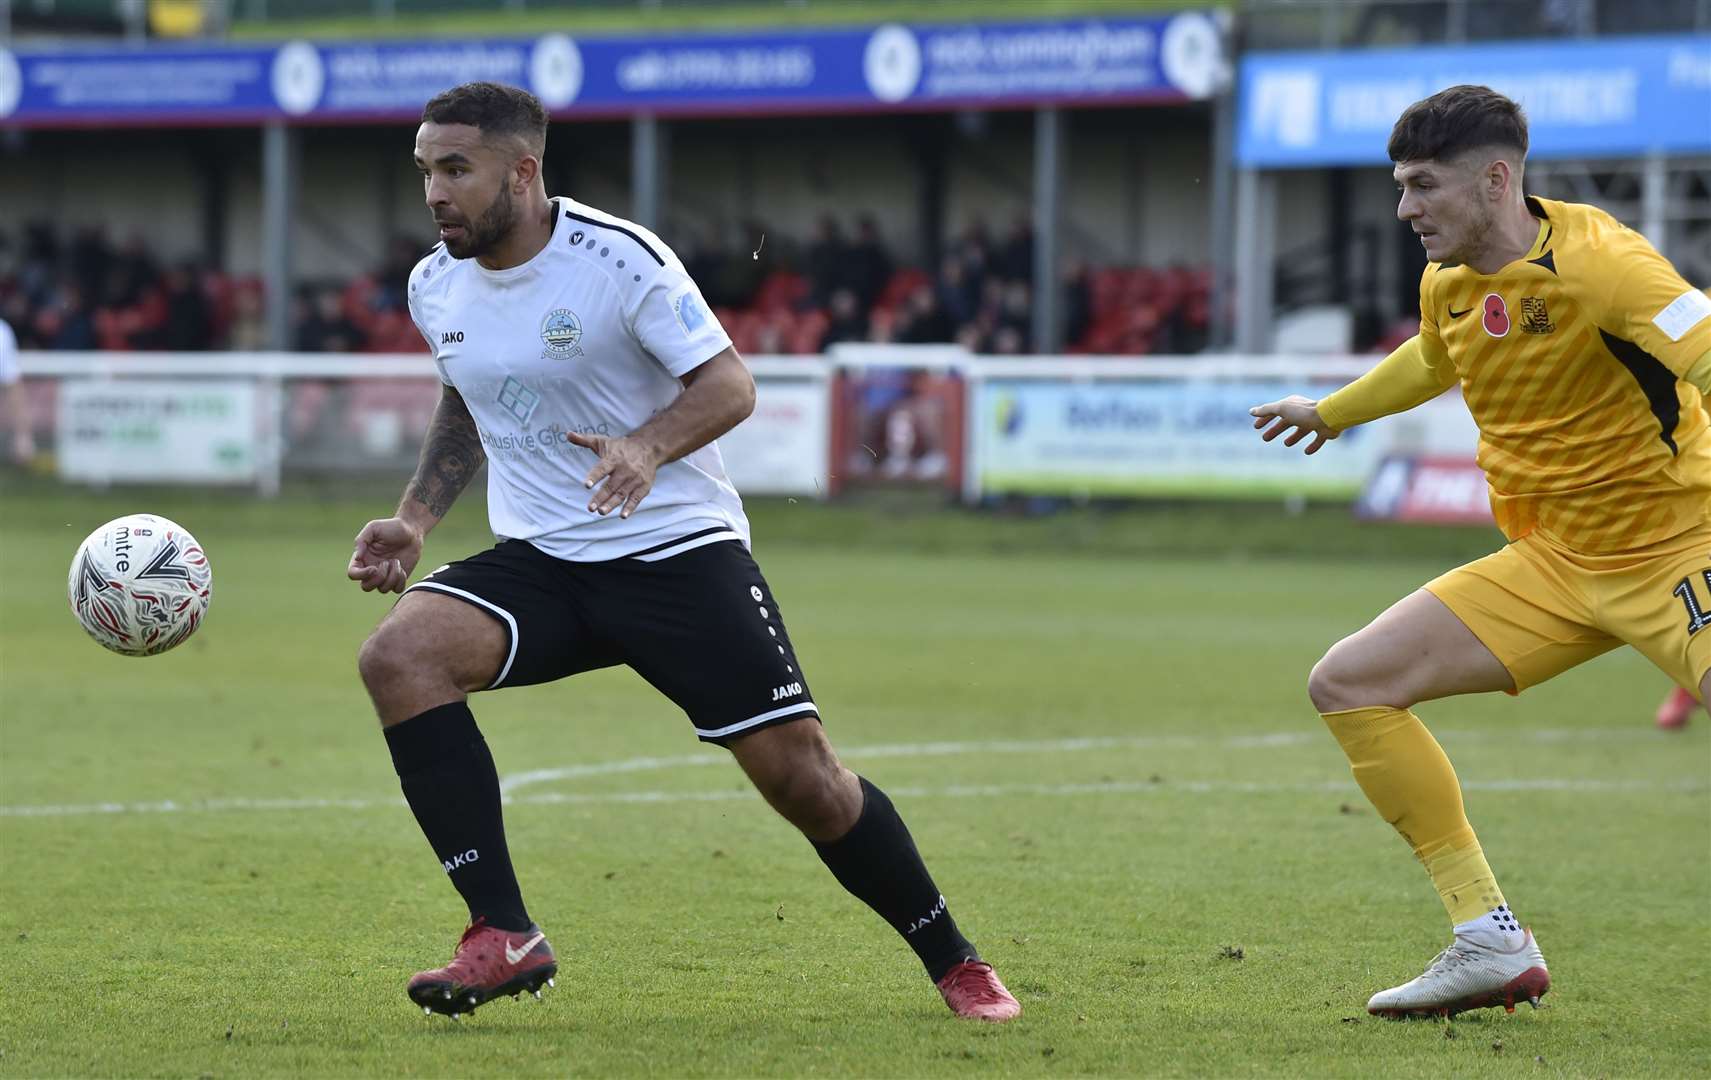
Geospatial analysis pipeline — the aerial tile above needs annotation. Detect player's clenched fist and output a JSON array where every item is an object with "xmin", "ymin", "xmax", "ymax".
[
  {"xmin": 568, "ymin": 431, "xmax": 660, "ymax": 519},
  {"xmin": 347, "ymin": 517, "xmax": 424, "ymax": 593},
  {"xmin": 1249, "ymin": 395, "xmax": 1341, "ymax": 456}
]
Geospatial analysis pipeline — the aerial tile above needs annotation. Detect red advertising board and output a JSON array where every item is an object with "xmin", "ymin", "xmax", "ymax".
[{"xmin": 1357, "ymin": 455, "xmax": 1495, "ymax": 526}]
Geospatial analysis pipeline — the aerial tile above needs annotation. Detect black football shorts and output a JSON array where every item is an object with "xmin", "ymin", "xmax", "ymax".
[{"xmin": 402, "ymin": 532, "xmax": 816, "ymax": 743}]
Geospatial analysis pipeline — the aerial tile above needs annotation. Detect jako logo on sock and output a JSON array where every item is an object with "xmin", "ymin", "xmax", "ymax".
[
  {"xmin": 442, "ymin": 849, "xmax": 480, "ymax": 873},
  {"xmin": 906, "ymin": 894, "xmax": 947, "ymax": 935}
]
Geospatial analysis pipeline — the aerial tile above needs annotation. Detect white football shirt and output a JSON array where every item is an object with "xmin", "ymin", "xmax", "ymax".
[
  {"xmin": 0, "ymin": 317, "xmax": 19, "ymax": 385},
  {"xmin": 406, "ymin": 196, "xmax": 747, "ymax": 562}
]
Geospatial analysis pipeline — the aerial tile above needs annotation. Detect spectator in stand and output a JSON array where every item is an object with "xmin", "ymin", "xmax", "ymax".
[
  {"xmin": 990, "ymin": 326, "xmax": 1025, "ymax": 355},
  {"xmin": 68, "ymin": 226, "xmax": 108, "ymax": 301},
  {"xmin": 160, "ymin": 263, "xmax": 214, "ymax": 351},
  {"xmin": 38, "ymin": 280, "xmax": 97, "ymax": 350},
  {"xmin": 16, "ymin": 225, "xmax": 59, "ymax": 309},
  {"xmin": 1061, "ymin": 260, "xmax": 1091, "ymax": 348},
  {"xmin": 710, "ymin": 218, "xmax": 766, "ymax": 310},
  {"xmin": 227, "ymin": 283, "xmax": 268, "ymax": 351},
  {"xmin": 84, "ymin": 232, "xmax": 165, "ymax": 352},
  {"xmin": 954, "ymin": 218, "xmax": 994, "ymax": 294},
  {"xmin": 997, "ymin": 280, "xmax": 1031, "ymax": 339},
  {"xmin": 804, "ymin": 214, "xmax": 849, "ymax": 306},
  {"xmin": 847, "ymin": 215, "xmax": 894, "ymax": 309},
  {"xmin": 819, "ymin": 286, "xmax": 869, "ymax": 350},
  {"xmin": 895, "ymin": 284, "xmax": 953, "ymax": 345},
  {"xmin": 295, "ymin": 286, "xmax": 363, "ymax": 352},
  {"xmin": 937, "ymin": 253, "xmax": 979, "ymax": 330},
  {"xmin": 997, "ymin": 215, "xmax": 1033, "ymax": 283}
]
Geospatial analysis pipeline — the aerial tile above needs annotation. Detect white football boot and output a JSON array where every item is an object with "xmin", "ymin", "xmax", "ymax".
[{"xmin": 1367, "ymin": 929, "xmax": 1549, "ymax": 1018}]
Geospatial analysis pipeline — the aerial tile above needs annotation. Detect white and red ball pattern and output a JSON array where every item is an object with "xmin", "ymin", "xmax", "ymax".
[{"xmin": 67, "ymin": 514, "xmax": 212, "ymax": 657}]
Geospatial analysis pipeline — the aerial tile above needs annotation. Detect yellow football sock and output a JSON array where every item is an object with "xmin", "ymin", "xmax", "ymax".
[{"xmin": 1322, "ymin": 705, "xmax": 1507, "ymax": 925}]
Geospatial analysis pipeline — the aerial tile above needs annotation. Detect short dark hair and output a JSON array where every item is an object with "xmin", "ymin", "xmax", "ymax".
[
  {"xmin": 422, "ymin": 81, "xmax": 547, "ymax": 154},
  {"xmin": 1387, "ymin": 85, "xmax": 1528, "ymax": 164}
]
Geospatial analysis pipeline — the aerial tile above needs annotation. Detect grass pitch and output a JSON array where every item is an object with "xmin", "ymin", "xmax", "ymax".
[{"xmin": 1, "ymin": 485, "xmax": 1706, "ymax": 1077}]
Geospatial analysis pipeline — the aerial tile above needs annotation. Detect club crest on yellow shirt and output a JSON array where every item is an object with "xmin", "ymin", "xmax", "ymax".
[{"xmin": 1519, "ymin": 297, "xmax": 1555, "ymax": 335}]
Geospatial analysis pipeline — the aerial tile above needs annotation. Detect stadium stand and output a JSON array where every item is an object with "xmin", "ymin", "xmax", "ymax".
[{"xmin": 1, "ymin": 218, "xmax": 1210, "ymax": 356}]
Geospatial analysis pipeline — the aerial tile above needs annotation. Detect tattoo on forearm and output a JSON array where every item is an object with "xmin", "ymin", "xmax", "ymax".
[{"xmin": 407, "ymin": 390, "xmax": 484, "ymax": 518}]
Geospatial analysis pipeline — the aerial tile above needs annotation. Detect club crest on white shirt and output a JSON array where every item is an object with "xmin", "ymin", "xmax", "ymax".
[
  {"xmin": 669, "ymin": 283, "xmax": 714, "ymax": 340},
  {"xmin": 540, "ymin": 307, "xmax": 585, "ymax": 359}
]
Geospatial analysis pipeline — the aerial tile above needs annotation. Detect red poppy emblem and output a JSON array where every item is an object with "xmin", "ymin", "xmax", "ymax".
[{"xmin": 1482, "ymin": 293, "xmax": 1510, "ymax": 338}]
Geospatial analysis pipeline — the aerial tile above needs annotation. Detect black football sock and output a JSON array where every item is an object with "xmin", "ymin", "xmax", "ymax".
[
  {"xmin": 812, "ymin": 776, "xmax": 978, "ymax": 982},
  {"xmin": 384, "ymin": 702, "xmax": 531, "ymax": 934}
]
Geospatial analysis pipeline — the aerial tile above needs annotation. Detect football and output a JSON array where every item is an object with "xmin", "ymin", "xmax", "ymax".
[{"xmin": 68, "ymin": 514, "xmax": 213, "ymax": 656}]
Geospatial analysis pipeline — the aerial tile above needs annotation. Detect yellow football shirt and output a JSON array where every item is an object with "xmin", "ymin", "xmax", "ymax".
[{"xmin": 1414, "ymin": 196, "xmax": 1711, "ymax": 552}]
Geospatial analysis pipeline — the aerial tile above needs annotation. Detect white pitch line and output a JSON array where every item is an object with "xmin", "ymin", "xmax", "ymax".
[
  {"xmin": 497, "ymin": 726, "xmax": 1670, "ymax": 795},
  {"xmin": 2, "ymin": 777, "xmax": 1703, "ymax": 820},
  {"xmin": 1, "ymin": 728, "xmax": 1697, "ymax": 820}
]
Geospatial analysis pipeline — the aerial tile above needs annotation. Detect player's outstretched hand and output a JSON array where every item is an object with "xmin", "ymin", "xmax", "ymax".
[
  {"xmin": 347, "ymin": 516, "xmax": 424, "ymax": 594},
  {"xmin": 1249, "ymin": 395, "xmax": 1340, "ymax": 455},
  {"xmin": 568, "ymin": 431, "xmax": 659, "ymax": 519}
]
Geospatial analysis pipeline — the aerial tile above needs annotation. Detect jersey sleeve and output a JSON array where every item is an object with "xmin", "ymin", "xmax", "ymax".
[
  {"xmin": 628, "ymin": 266, "xmax": 733, "ymax": 377},
  {"xmin": 0, "ymin": 319, "xmax": 19, "ymax": 385},
  {"xmin": 1315, "ymin": 267, "xmax": 1458, "ymax": 429},
  {"xmin": 406, "ymin": 287, "xmax": 454, "ymax": 387},
  {"xmin": 1597, "ymin": 227, "xmax": 1711, "ymax": 388},
  {"xmin": 1316, "ymin": 333, "xmax": 1458, "ymax": 430}
]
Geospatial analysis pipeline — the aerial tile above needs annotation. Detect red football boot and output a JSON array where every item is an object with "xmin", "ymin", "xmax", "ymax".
[
  {"xmin": 1656, "ymin": 686, "xmax": 1695, "ymax": 730},
  {"xmin": 935, "ymin": 959, "xmax": 1022, "ymax": 1021},
  {"xmin": 407, "ymin": 918, "xmax": 557, "ymax": 1017}
]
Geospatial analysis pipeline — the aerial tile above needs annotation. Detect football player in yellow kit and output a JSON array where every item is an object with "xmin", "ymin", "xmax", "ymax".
[{"xmin": 1251, "ymin": 85, "xmax": 1711, "ymax": 1018}]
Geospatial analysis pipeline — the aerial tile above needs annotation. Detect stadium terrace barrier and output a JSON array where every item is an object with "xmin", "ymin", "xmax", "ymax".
[{"xmin": 18, "ymin": 350, "xmax": 1478, "ymax": 503}]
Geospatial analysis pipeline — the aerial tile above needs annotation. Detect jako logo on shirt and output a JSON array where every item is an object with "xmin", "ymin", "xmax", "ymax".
[
  {"xmin": 442, "ymin": 849, "xmax": 479, "ymax": 873},
  {"xmin": 540, "ymin": 308, "xmax": 585, "ymax": 359},
  {"xmin": 771, "ymin": 681, "xmax": 803, "ymax": 701}
]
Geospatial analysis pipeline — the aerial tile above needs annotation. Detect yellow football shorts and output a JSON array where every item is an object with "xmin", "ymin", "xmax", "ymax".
[{"xmin": 1425, "ymin": 521, "xmax": 1711, "ymax": 700}]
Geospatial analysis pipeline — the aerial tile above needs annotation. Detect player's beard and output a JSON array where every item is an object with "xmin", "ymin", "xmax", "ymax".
[
  {"xmin": 445, "ymin": 181, "xmax": 518, "ymax": 261},
  {"xmin": 1452, "ymin": 200, "xmax": 1496, "ymax": 267}
]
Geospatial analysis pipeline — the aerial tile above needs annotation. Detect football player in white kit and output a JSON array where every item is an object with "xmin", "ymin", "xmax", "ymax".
[
  {"xmin": 0, "ymin": 317, "xmax": 34, "ymax": 465},
  {"xmin": 347, "ymin": 83, "xmax": 1019, "ymax": 1022}
]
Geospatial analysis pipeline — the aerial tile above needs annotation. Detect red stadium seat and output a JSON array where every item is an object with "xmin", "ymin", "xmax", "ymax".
[
  {"xmin": 789, "ymin": 309, "xmax": 829, "ymax": 354},
  {"xmin": 752, "ymin": 271, "xmax": 809, "ymax": 313},
  {"xmin": 876, "ymin": 268, "xmax": 930, "ymax": 313}
]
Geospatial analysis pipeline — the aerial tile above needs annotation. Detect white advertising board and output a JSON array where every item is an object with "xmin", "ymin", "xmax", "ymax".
[
  {"xmin": 973, "ymin": 376, "xmax": 1478, "ymax": 498},
  {"xmin": 58, "ymin": 379, "xmax": 260, "ymax": 485},
  {"xmin": 719, "ymin": 377, "xmax": 830, "ymax": 497}
]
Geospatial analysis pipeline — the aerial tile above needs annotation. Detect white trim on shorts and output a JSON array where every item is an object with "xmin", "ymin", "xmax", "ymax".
[
  {"xmin": 629, "ymin": 530, "xmax": 744, "ymax": 562},
  {"xmin": 405, "ymin": 581, "xmax": 520, "ymax": 689},
  {"xmin": 694, "ymin": 701, "xmax": 818, "ymax": 740}
]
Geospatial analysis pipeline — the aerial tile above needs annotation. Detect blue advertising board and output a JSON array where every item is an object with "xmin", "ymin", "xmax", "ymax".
[
  {"xmin": 0, "ymin": 13, "xmax": 1225, "ymax": 127},
  {"xmin": 1237, "ymin": 34, "xmax": 1711, "ymax": 167},
  {"xmin": 973, "ymin": 377, "xmax": 1380, "ymax": 497}
]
